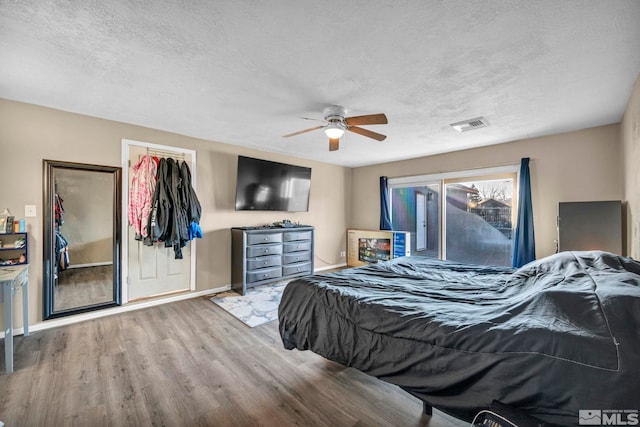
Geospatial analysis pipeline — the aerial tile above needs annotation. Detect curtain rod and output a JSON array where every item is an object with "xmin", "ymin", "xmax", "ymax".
[{"xmin": 444, "ymin": 158, "xmax": 534, "ymax": 173}]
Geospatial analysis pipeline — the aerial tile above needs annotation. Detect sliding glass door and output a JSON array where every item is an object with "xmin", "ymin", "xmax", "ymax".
[{"xmin": 389, "ymin": 167, "xmax": 517, "ymax": 266}]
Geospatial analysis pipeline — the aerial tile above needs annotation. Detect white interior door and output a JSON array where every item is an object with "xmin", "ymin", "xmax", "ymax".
[
  {"xmin": 416, "ymin": 192, "xmax": 427, "ymax": 251},
  {"xmin": 123, "ymin": 141, "xmax": 196, "ymax": 302},
  {"xmin": 127, "ymin": 228, "xmax": 191, "ymax": 300}
]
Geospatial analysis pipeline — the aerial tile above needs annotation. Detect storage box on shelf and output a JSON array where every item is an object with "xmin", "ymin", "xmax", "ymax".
[
  {"xmin": 0, "ymin": 232, "xmax": 28, "ymax": 266},
  {"xmin": 231, "ymin": 226, "xmax": 314, "ymax": 295}
]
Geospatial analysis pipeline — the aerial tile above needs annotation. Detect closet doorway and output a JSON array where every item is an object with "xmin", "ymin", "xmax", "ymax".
[{"xmin": 121, "ymin": 139, "xmax": 197, "ymax": 303}]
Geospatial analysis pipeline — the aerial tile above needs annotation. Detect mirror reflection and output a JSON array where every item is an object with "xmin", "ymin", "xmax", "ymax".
[{"xmin": 44, "ymin": 160, "xmax": 121, "ymax": 319}]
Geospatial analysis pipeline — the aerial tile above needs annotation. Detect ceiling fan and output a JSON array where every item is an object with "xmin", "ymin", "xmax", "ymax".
[{"xmin": 283, "ymin": 105, "xmax": 388, "ymax": 151}]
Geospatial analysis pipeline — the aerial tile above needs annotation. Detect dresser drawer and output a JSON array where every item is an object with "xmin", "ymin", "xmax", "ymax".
[
  {"xmin": 283, "ymin": 230, "xmax": 312, "ymax": 242},
  {"xmin": 247, "ymin": 255, "xmax": 282, "ymax": 271},
  {"xmin": 246, "ymin": 243, "xmax": 283, "ymax": 258},
  {"xmin": 247, "ymin": 232, "xmax": 283, "ymax": 245},
  {"xmin": 282, "ymin": 262, "xmax": 312, "ymax": 276},
  {"xmin": 283, "ymin": 241, "xmax": 312, "ymax": 253},
  {"xmin": 283, "ymin": 251, "xmax": 311, "ymax": 265},
  {"xmin": 246, "ymin": 266, "xmax": 282, "ymax": 283}
]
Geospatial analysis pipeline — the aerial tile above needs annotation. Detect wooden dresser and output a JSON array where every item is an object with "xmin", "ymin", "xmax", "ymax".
[{"xmin": 231, "ymin": 226, "xmax": 314, "ymax": 295}]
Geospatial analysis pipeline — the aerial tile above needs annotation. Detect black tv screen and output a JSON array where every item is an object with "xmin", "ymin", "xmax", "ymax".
[{"xmin": 235, "ymin": 156, "xmax": 312, "ymax": 212}]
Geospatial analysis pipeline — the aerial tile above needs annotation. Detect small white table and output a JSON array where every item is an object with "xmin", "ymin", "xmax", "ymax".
[{"xmin": 0, "ymin": 264, "xmax": 29, "ymax": 373}]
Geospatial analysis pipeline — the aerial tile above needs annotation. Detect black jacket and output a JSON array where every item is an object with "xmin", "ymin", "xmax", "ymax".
[
  {"xmin": 147, "ymin": 158, "xmax": 170, "ymax": 245},
  {"xmin": 179, "ymin": 160, "xmax": 201, "ymax": 224},
  {"xmin": 147, "ymin": 158, "xmax": 200, "ymax": 259}
]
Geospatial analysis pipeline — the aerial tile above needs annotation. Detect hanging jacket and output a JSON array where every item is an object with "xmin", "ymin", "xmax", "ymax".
[
  {"xmin": 147, "ymin": 158, "xmax": 184, "ymax": 258},
  {"xmin": 55, "ymin": 231, "xmax": 70, "ymax": 271},
  {"xmin": 165, "ymin": 159, "xmax": 181, "ymax": 247},
  {"xmin": 54, "ymin": 193, "xmax": 65, "ymax": 228},
  {"xmin": 146, "ymin": 157, "xmax": 202, "ymax": 259},
  {"xmin": 128, "ymin": 155, "xmax": 157, "ymax": 240},
  {"xmin": 147, "ymin": 158, "xmax": 171, "ymax": 245},
  {"xmin": 179, "ymin": 161, "xmax": 202, "ymax": 240},
  {"xmin": 169, "ymin": 158, "xmax": 190, "ymax": 259}
]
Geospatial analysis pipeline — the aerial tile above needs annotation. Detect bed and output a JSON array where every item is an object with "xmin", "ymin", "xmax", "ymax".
[{"xmin": 278, "ymin": 251, "xmax": 640, "ymax": 426}]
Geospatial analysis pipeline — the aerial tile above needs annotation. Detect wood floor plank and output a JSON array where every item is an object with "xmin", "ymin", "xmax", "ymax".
[{"xmin": 0, "ymin": 296, "xmax": 467, "ymax": 426}]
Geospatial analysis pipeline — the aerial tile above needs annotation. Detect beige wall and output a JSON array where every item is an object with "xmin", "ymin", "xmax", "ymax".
[
  {"xmin": 0, "ymin": 99, "xmax": 351, "ymax": 327},
  {"xmin": 1, "ymin": 89, "xmax": 634, "ymax": 330},
  {"xmin": 621, "ymin": 73, "xmax": 640, "ymax": 259},
  {"xmin": 351, "ymin": 124, "xmax": 622, "ymax": 259}
]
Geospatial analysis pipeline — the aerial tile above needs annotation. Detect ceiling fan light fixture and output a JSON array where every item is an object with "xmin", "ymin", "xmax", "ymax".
[
  {"xmin": 283, "ymin": 106, "xmax": 387, "ymax": 151},
  {"xmin": 324, "ymin": 121, "xmax": 345, "ymax": 139}
]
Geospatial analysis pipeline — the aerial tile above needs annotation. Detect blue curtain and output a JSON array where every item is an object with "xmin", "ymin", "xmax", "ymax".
[
  {"xmin": 379, "ymin": 176, "xmax": 393, "ymax": 230},
  {"xmin": 512, "ymin": 158, "xmax": 535, "ymax": 267}
]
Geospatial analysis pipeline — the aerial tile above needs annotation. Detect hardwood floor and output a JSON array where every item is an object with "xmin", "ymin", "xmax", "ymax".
[{"xmin": 0, "ymin": 296, "xmax": 467, "ymax": 426}]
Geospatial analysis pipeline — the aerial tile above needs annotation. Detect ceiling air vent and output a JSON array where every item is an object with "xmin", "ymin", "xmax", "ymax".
[{"xmin": 449, "ymin": 117, "xmax": 489, "ymax": 132}]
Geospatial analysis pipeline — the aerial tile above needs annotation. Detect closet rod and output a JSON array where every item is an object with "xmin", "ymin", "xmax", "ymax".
[{"xmin": 146, "ymin": 148, "xmax": 186, "ymax": 161}]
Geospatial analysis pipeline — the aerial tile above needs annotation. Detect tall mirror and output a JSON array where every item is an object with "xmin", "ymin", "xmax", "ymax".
[{"xmin": 43, "ymin": 160, "xmax": 122, "ymax": 319}]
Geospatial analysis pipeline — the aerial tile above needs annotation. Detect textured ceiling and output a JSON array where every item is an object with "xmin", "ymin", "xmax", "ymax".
[{"xmin": 1, "ymin": 1, "xmax": 640, "ymax": 167}]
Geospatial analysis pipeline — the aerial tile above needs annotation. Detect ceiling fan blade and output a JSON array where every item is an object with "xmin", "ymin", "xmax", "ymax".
[
  {"xmin": 329, "ymin": 138, "xmax": 340, "ymax": 151},
  {"xmin": 283, "ymin": 125, "xmax": 324, "ymax": 138},
  {"xmin": 347, "ymin": 126, "xmax": 387, "ymax": 141},
  {"xmin": 344, "ymin": 113, "xmax": 388, "ymax": 126}
]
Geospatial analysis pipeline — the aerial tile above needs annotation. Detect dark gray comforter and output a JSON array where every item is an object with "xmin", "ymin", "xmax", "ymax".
[{"xmin": 278, "ymin": 251, "xmax": 640, "ymax": 425}]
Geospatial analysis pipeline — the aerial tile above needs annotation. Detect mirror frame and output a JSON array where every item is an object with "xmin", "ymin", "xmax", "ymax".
[{"xmin": 43, "ymin": 159, "xmax": 122, "ymax": 319}]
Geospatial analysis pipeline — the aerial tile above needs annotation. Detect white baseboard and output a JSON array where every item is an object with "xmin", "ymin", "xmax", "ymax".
[
  {"xmin": 315, "ymin": 263, "xmax": 347, "ymax": 271},
  {"xmin": 2, "ymin": 285, "xmax": 231, "ymax": 337}
]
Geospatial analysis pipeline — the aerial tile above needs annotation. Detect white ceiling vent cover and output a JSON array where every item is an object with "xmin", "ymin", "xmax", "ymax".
[{"xmin": 450, "ymin": 117, "xmax": 489, "ymax": 132}]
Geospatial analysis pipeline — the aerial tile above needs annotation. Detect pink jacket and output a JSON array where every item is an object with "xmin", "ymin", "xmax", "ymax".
[{"xmin": 128, "ymin": 155, "xmax": 157, "ymax": 238}]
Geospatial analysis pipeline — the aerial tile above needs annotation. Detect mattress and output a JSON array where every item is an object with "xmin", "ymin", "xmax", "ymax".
[{"xmin": 278, "ymin": 251, "xmax": 640, "ymax": 425}]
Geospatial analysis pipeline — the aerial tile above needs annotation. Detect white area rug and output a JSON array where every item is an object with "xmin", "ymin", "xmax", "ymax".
[{"xmin": 210, "ymin": 281, "xmax": 289, "ymax": 327}]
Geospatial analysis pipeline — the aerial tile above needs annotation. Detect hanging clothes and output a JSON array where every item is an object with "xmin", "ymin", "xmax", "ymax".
[
  {"xmin": 148, "ymin": 157, "xmax": 183, "ymax": 257},
  {"xmin": 179, "ymin": 160, "xmax": 202, "ymax": 241},
  {"xmin": 146, "ymin": 157, "xmax": 202, "ymax": 259},
  {"xmin": 147, "ymin": 158, "xmax": 170, "ymax": 245},
  {"xmin": 128, "ymin": 155, "xmax": 158, "ymax": 241},
  {"xmin": 54, "ymin": 193, "xmax": 65, "ymax": 228},
  {"xmin": 55, "ymin": 231, "xmax": 70, "ymax": 271},
  {"xmin": 169, "ymin": 158, "xmax": 190, "ymax": 253}
]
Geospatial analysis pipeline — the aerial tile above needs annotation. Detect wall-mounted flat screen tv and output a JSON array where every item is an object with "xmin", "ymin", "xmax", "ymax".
[{"xmin": 235, "ymin": 156, "xmax": 312, "ymax": 212}]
